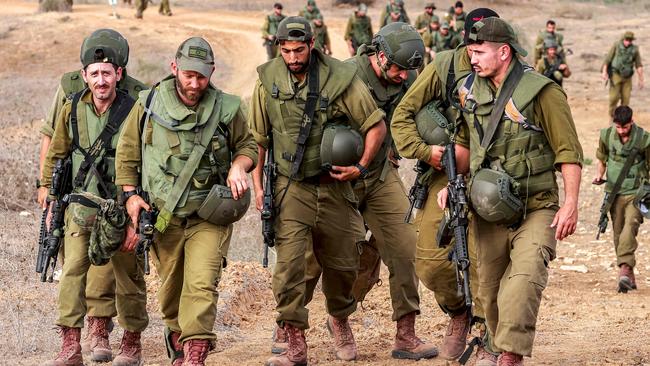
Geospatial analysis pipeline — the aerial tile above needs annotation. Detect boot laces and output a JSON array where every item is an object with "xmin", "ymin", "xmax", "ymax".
[
  {"xmin": 119, "ymin": 331, "xmax": 141, "ymax": 357},
  {"xmin": 186, "ymin": 340, "xmax": 210, "ymax": 363}
]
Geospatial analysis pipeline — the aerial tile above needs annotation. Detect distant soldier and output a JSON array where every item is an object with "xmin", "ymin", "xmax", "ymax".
[
  {"xmin": 602, "ymin": 31, "xmax": 644, "ymax": 117},
  {"xmin": 421, "ymin": 17, "xmax": 441, "ymax": 65},
  {"xmin": 594, "ymin": 106, "xmax": 650, "ymax": 293},
  {"xmin": 344, "ymin": 3, "xmax": 373, "ymax": 57},
  {"xmin": 536, "ymin": 39, "xmax": 571, "ymax": 87},
  {"xmin": 415, "ymin": 2, "xmax": 438, "ymax": 35},
  {"xmin": 261, "ymin": 3, "xmax": 286, "ymax": 60},
  {"xmin": 445, "ymin": 1, "xmax": 466, "ymax": 34},
  {"xmin": 298, "ymin": 0, "xmax": 321, "ymax": 22},
  {"xmin": 380, "ymin": 0, "xmax": 410, "ymax": 28},
  {"xmin": 312, "ymin": 14, "xmax": 332, "ymax": 55},
  {"xmin": 134, "ymin": 0, "xmax": 146, "ymax": 19},
  {"xmin": 533, "ymin": 20, "xmax": 564, "ymax": 65},
  {"xmin": 425, "ymin": 22, "xmax": 459, "ymax": 59},
  {"xmin": 159, "ymin": 0, "xmax": 172, "ymax": 16}
]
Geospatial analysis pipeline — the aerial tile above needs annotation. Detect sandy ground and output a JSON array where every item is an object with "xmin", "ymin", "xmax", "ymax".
[{"xmin": 1, "ymin": 0, "xmax": 650, "ymax": 365}]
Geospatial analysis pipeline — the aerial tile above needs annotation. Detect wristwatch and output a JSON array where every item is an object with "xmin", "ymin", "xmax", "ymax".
[
  {"xmin": 121, "ymin": 189, "xmax": 139, "ymax": 205},
  {"xmin": 354, "ymin": 163, "xmax": 369, "ymax": 179}
]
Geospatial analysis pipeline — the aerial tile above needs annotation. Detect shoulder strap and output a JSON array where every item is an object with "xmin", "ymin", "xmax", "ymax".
[
  {"xmin": 608, "ymin": 127, "xmax": 644, "ymax": 202},
  {"xmin": 154, "ymin": 93, "xmax": 224, "ymax": 233},
  {"xmin": 70, "ymin": 89, "xmax": 85, "ymax": 152}
]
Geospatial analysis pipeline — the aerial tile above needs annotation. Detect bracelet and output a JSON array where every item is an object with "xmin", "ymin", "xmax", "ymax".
[{"xmin": 354, "ymin": 163, "xmax": 369, "ymax": 179}]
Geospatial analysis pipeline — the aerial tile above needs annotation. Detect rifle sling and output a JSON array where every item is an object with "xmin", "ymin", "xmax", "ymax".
[{"xmin": 604, "ymin": 128, "xmax": 645, "ymax": 211}]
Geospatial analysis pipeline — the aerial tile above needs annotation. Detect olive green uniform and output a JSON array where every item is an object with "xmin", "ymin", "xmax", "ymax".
[
  {"xmin": 261, "ymin": 13, "xmax": 286, "ymax": 60},
  {"xmin": 312, "ymin": 23, "xmax": 331, "ymax": 55},
  {"xmin": 535, "ymin": 55, "xmax": 569, "ymax": 87},
  {"xmin": 604, "ymin": 41, "xmax": 643, "ymax": 116},
  {"xmin": 42, "ymin": 90, "xmax": 149, "ymax": 333},
  {"xmin": 115, "ymin": 77, "xmax": 258, "ymax": 342},
  {"xmin": 159, "ymin": 0, "xmax": 171, "ymax": 15},
  {"xmin": 249, "ymin": 50, "xmax": 385, "ymax": 330},
  {"xmin": 41, "ymin": 71, "xmax": 147, "ymax": 321},
  {"xmin": 298, "ymin": 7, "xmax": 321, "ymax": 22},
  {"xmin": 135, "ymin": 0, "xmax": 147, "ymax": 18},
  {"xmin": 597, "ymin": 124, "xmax": 650, "ymax": 269},
  {"xmin": 533, "ymin": 30, "xmax": 564, "ymax": 65},
  {"xmin": 344, "ymin": 14, "xmax": 373, "ymax": 54},
  {"xmin": 453, "ymin": 60, "xmax": 583, "ymax": 356},
  {"xmin": 380, "ymin": 3, "xmax": 410, "ymax": 28},
  {"xmin": 415, "ymin": 12, "xmax": 438, "ymax": 34},
  {"xmin": 391, "ymin": 47, "xmax": 484, "ymax": 318},
  {"xmin": 424, "ymin": 31, "xmax": 459, "ymax": 54}
]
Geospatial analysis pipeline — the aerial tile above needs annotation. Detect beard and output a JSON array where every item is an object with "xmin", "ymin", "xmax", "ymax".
[
  {"xmin": 90, "ymin": 82, "xmax": 114, "ymax": 101},
  {"xmin": 175, "ymin": 79, "xmax": 207, "ymax": 102},
  {"xmin": 287, "ymin": 58, "xmax": 309, "ymax": 75}
]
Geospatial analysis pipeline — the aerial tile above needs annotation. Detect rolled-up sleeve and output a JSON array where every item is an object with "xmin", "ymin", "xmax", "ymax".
[
  {"xmin": 229, "ymin": 103, "xmax": 258, "ymax": 170},
  {"xmin": 115, "ymin": 102, "xmax": 145, "ymax": 187},
  {"xmin": 248, "ymin": 80, "xmax": 272, "ymax": 149},
  {"xmin": 334, "ymin": 76, "xmax": 385, "ymax": 134}
]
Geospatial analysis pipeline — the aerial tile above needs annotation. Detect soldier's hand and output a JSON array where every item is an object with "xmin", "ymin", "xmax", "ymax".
[
  {"xmin": 436, "ymin": 187, "xmax": 448, "ymax": 209},
  {"xmin": 551, "ymin": 201, "xmax": 578, "ymax": 240},
  {"xmin": 227, "ymin": 164, "xmax": 249, "ymax": 200},
  {"xmin": 37, "ymin": 187, "xmax": 49, "ymax": 209},
  {"xmin": 255, "ymin": 188, "xmax": 264, "ymax": 212},
  {"xmin": 330, "ymin": 165, "xmax": 361, "ymax": 181},
  {"xmin": 429, "ymin": 145, "xmax": 445, "ymax": 170},
  {"xmin": 126, "ymin": 195, "xmax": 150, "ymax": 227},
  {"xmin": 601, "ymin": 71, "xmax": 609, "ymax": 81},
  {"xmin": 120, "ymin": 224, "xmax": 138, "ymax": 252}
]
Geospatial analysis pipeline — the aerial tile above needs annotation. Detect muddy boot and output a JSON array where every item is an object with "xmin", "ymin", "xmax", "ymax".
[
  {"xmin": 497, "ymin": 351, "xmax": 523, "ymax": 366},
  {"xmin": 272, "ymin": 323, "xmax": 288, "ymax": 354},
  {"xmin": 391, "ymin": 312, "xmax": 438, "ymax": 360},
  {"xmin": 165, "ymin": 328, "xmax": 184, "ymax": 366},
  {"xmin": 43, "ymin": 326, "xmax": 83, "ymax": 366},
  {"xmin": 265, "ymin": 324, "xmax": 307, "ymax": 366},
  {"xmin": 85, "ymin": 316, "xmax": 113, "ymax": 362},
  {"xmin": 618, "ymin": 264, "xmax": 636, "ymax": 293},
  {"xmin": 112, "ymin": 330, "xmax": 143, "ymax": 366},
  {"xmin": 475, "ymin": 346, "xmax": 498, "ymax": 366},
  {"xmin": 439, "ymin": 311, "xmax": 470, "ymax": 360},
  {"xmin": 81, "ymin": 317, "xmax": 114, "ymax": 355},
  {"xmin": 326, "ymin": 315, "xmax": 357, "ymax": 361},
  {"xmin": 182, "ymin": 339, "xmax": 212, "ymax": 366}
]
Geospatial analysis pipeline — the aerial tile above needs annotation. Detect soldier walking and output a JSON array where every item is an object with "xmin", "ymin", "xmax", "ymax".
[
  {"xmin": 344, "ymin": 3, "xmax": 373, "ymax": 57},
  {"xmin": 536, "ymin": 39, "xmax": 571, "ymax": 87},
  {"xmin": 262, "ymin": 3, "xmax": 286, "ymax": 60},
  {"xmin": 311, "ymin": 14, "xmax": 332, "ymax": 55},
  {"xmin": 602, "ymin": 31, "xmax": 644, "ymax": 117},
  {"xmin": 533, "ymin": 20, "xmax": 564, "ymax": 65},
  {"xmin": 415, "ymin": 2, "xmax": 438, "ymax": 35}
]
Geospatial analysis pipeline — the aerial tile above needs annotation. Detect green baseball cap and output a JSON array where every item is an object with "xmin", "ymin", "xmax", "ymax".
[
  {"xmin": 175, "ymin": 37, "xmax": 215, "ymax": 78},
  {"xmin": 81, "ymin": 29, "xmax": 129, "ymax": 67},
  {"xmin": 425, "ymin": 2, "xmax": 436, "ymax": 9},
  {"xmin": 276, "ymin": 16, "xmax": 313, "ymax": 43},
  {"xmin": 81, "ymin": 45, "xmax": 120, "ymax": 68},
  {"xmin": 623, "ymin": 31, "xmax": 635, "ymax": 40},
  {"xmin": 468, "ymin": 17, "xmax": 527, "ymax": 57},
  {"xmin": 440, "ymin": 21, "xmax": 450, "ymax": 30}
]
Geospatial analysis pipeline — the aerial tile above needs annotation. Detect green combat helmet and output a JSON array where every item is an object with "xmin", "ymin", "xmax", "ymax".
[
  {"xmin": 197, "ymin": 185, "xmax": 251, "ymax": 226},
  {"xmin": 469, "ymin": 168, "xmax": 524, "ymax": 225},
  {"xmin": 275, "ymin": 16, "xmax": 313, "ymax": 44},
  {"xmin": 633, "ymin": 181, "xmax": 650, "ymax": 218},
  {"xmin": 320, "ymin": 124, "xmax": 364, "ymax": 169},
  {"xmin": 415, "ymin": 100, "xmax": 451, "ymax": 146},
  {"xmin": 80, "ymin": 29, "xmax": 130, "ymax": 68},
  {"xmin": 544, "ymin": 38, "xmax": 558, "ymax": 50},
  {"xmin": 373, "ymin": 22, "xmax": 425, "ymax": 70}
]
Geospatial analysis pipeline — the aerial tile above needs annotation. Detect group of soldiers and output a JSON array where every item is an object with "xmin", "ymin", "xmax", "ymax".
[{"xmin": 34, "ymin": 1, "xmax": 650, "ymax": 366}]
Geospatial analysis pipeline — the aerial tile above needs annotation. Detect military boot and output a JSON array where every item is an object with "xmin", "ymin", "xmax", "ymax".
[
  {"xmin": 112, "ymin": 330, "xmax": 143, "ymax": 366},
  {"xmin": 272, "ymin": 323, "xmax": 288, "ymax": 354},
  {"xmin": 391, "ymin": 311, "xmax": 438, "ymax": 360},
  {"xmin": 83, "ymin": 316, "xmax": 113, "ymax": 362},
  {"xmin": 618, "ymin": 264, "xmax": 637, "ymax": 293},
  {"xmin": 497, "ymin": 351, "xmax": 523, "ymax": 366},
  {"xmin": 43, "ymin": 326, "xmax": 83, "ymax": 366},
  {"xmin": 439, "ymin": 311, "xmax": 470, "ymax": 360},
  {"xmin": 182, "ymin": 339, "xmax": 212, "ymax": 366},
  {"xmin": 81, "ymin": 317, "xmax": 114, "ymax": 355},
  {"xmin": 326, "ymin": 315, "xmax": 357, "ymax": 361},
  {"xmin": 265, "ymin": 324, "xmax": 307, "ymax": 366},
  {"xmin": 475, "ymin": 346, "xmax": 498, "ymax": 366},
  {"xmin": 165, "ymin": 328, "xmax": 184, "ymax": 366}
]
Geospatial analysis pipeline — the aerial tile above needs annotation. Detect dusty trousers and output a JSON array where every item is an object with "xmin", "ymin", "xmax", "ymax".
[
  {"xmin": 608, "ymin": 74, "xmax": 632, "ymax": 116},
  {"xmin": 610, "ymin": 194, "xmax": 643, "ymax": 268}
]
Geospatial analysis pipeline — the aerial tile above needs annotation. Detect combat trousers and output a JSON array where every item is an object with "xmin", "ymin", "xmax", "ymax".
[
  {"xmin": 610, "ymin": 194, "xmax": 643, "ymax": 268},
  {"xmin": 414, "ymin": 173, "xmax": 483, "ymax": 318},
  {"xmin": 151, "ymin": 218, "xmax": 231, "ymax": 343},
  {"xmin": 158, "ymin": 0, "xmax": 171, "ymax": 15},
  {"xmin": 57, "ymin": 212, "xmax": 148, "ymax": 332},
  {"xmin": 273, "ymin": 175, "xmax": 363, "ymax": 330},
  {"xmin": 135, "ymin": 0, "xmax": 147, "ymax": 17},
  {"xmin": 475, "ymin": 208, "xmax": 557, "ymax": 357},
  {"xmin": 265, "ymin": 42, "xmax": 278, "ymax": 61},
  {"xmin": 608, "ymin": 74, "xmax": 632, "ymax": 116}
]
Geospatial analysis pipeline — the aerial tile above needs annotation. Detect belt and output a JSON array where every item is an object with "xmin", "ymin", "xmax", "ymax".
[{"xmin": 302, "ymin": 174, "xmax": 337, "ymax": 185}]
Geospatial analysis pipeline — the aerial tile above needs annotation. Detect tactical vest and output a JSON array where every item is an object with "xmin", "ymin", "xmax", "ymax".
[
  {"xmin": 612, "ymin": 42, "xmax": 638, "ymax": 78},
  {"xmin": 313, "ymin": 25, "xmax": 328, "ymax": 52},
  {"xmin": 139, "ymin": 78, "xmax": 239, "ymax": 217},
  {"xmin": 433, "ymin": 47, "xmax": 471, "ymax": 124},
  {"xmin": 542, "ymin": 56, "xmax": 564, "ymax": 85},
  {"xmin": 301, "ymin": 7, "xmax": 320, "ymax": 21},
  {"xmin": 434, "ymin": 32, "xmax": 455, "ymax": 51},
  {"xmin": 459, "ymin": 62, "xmax": 557, "ymax": 196},
  {"xmin": 257, "ymin": 50, "xmax": 357, "ymax": 180},
  {"xmin": 60, "ymin": 70, "xmax": 147, "ymax": 100},
  {"xmin": 603, "ymin": 125, "xmax": 649, "ymax": 195},
  {"xmin": 384, "ymin": 4, "xmax": 407, "ymax": 24},
  {"xmin": 267, "ymin": 14, "xmax": 285, "ymax": 36},
  {"xmin": 351, "ymin": 16, "xmax": 372, "ymax": 45}
]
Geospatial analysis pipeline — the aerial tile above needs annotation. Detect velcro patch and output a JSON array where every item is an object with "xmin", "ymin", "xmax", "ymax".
[
  {"xmin": 287, "ymin": 22, "xmax": 306, "ymax": 30},
  {"xmin": 188, "ymin": 46, "xmax": 208, "ymax": 60}
]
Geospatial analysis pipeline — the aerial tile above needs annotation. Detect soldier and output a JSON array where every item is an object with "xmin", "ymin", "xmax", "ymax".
[
  {"xmin": 439, "ymin": 18, "xmax": 583, "ymax": 365},
  {"xmin": 421, "ymin": 17, "xmax": 441, "ymax": 65},
  {"xmin": 602, "ymin": 31, "xmax": 644, "ymax": 117},
  {"xmin": 431, "ymin": 22, "xmax": 460, "ymax": 54},
  {"xmin": 159, "ymin": 0, "xmax": 172, "ymax": 16},
  {"xmin": 115, "ymin": 37, "xmax": 258, "ymax": 366},
  {"xmin": 262, "ymin": 3, "xmax": 286, "ymax": 60},
  {"xmin": 134, "ymin": 0, "xmax": 146, "ymax": 19},
  {"xmin": 37, "ymin": 29, "xmax": 148, "ymax": 364},
  {"xmin": 249, "ymin": 16, "xmax": 387, "ymax": 366},
  {"xmin": 380, "ymin": 0, "xmax": 410, "ymax": 28},
  {"xmin": 446, "ymin": 1, "xmax": 466, "ymax": 34},
  {"xmin": 415, "ymin": 2, "xmax": 438, "ymax": 35},
  {"xmin": 298, "ymin": 0, "xmax": 321, "ymax": 22},
  {"xmin": 533, "ymin": 20, "xmax": 564, "ymax": 65},
  {"xmin": 391, "ymin": 8, "xmax": 498, "ymax": 365},
  {"xmin": 344, "ymin": 3, "xmax": 373, "ymax": 57},
  {"xmin": 594, "ymin": 106, "xmax": 650, "ymax": 293},
  {"xmin": 40, "ymin": 43, "xmax": 149, "ymax": 366},
  {"xmin": 536, "ymin": 39, "xmax": 571, "ymax": 87},
  {"xmin": 312, "ymin": 14, "xmax": 332, "ymax": 56}
]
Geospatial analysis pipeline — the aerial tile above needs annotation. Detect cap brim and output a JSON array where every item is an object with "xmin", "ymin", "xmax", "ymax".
[
  {"xmin": 510, "ymin": 42, "xmax": 528, "ymax": 57},
  {"xmin": 178, "ymin": 58, "xmax": 213, "ymax": 77}
]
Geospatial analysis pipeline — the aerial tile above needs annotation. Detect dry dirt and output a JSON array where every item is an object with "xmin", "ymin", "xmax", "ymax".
[{"xmin": 1, "ymin": 0, "xmax": 650, "ymax": 365}]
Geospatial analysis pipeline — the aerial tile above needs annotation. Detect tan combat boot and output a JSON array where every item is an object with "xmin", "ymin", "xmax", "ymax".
[
  {"xmin": 497, "ymin": 351, "xmax": 523, "ymax": 366},
  {"xmin": 391, "ymin": 312, "xmax": 439, "ymax": 360},
  {"xmin": 43, "ymin": 326, "xmax": 83, "ymax": 366},
  {"xmin": 439, "ymin": 311, "xmax": 470, "ymax": 360},
  {"xmin": 165, "ymin": 328, "xmax": 184, "ymax": 366},
  {"xmin": 182, "ymin": 339, "xmax": 212, "ymax": 366},
  {"xmin": 272, "ymin": 323, "xmax": 288, "ymax": 354},
  {"xmin": 475, "ymin": 346, "xmax": 498, "ymax": 366},
  {"xmin": 81, "ymin": 317, "xmax": 113, "ymax": 355},
  {"xmin": 84, "ymin": 316, "xmax": 113, "ymax": 362},
  {"xmin": 112, "ymin": 330, "xmax": 143, "ymax": 366},
  {"xmin": 326, "ymin": 315, "xmax": 357, "ymax": 361},
  {"xmin": 265, "ymin": 324, "xmax": 307, "ymax": 366},
  {"xmin": 618, "ymin": 264, "xmax": 637, "ymax": 293}
]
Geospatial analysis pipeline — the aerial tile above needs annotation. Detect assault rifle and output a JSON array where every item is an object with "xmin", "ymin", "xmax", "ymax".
[
  {"xmin": 596, "ymin": 193, "xmax": 610, "ymax": 240},
  {"xmin": 261, "ymin": 139, "xmax": 277, "ymax": 268},
  {"xmin": 404, "ymin": 160, "xmax": 430, "ymax": 223},
  {"xmin": 36, "ymin": 158, "xmax": 72, "ymax": 282},
  {"xmin": 135, "ymin": 191, "xmax": 157, "ymax": 275}
]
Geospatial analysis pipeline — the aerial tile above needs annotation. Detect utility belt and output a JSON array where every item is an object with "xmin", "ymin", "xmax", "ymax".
[{"xmin": 302, "ymin": 173, "xmax": 337, "ymax": 185}]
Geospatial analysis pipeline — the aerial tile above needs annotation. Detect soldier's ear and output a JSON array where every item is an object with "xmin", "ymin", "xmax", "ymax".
[
  {"xmin": 116, "ymin": 66, "xmax": 123, "ymax": 82},
  {"xmin": 171, "ymin": 60, "xmax": 178, "ymax": 76},
  {"xmin": 81, "ymin": 68, "xmax": 87, "ymax": 83}
]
